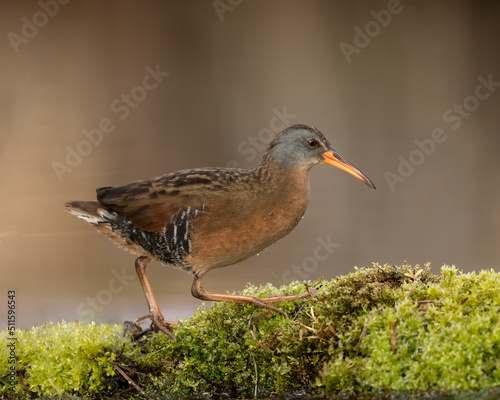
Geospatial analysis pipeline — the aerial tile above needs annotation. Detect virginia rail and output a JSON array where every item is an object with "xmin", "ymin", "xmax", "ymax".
[{"xmin": 66, "ymin": 124, "xmax": 375, "ymax": 339}]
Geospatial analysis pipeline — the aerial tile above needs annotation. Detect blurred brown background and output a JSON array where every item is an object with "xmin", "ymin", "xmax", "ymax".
[{"xmin": 1, "ymin": 1, "xmax": 499, "ymax": 329}]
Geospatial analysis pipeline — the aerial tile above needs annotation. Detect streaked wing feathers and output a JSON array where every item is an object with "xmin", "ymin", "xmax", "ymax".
[{"xmin": 96, "ymin": 168, "xmax": 236, "ymax": 232}]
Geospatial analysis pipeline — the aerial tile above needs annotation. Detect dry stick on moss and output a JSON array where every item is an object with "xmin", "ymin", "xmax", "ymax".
[
  {"xmin": 47, "ymin": 378, "xmax": 62, "ymax": 396},
  {"xmin": 19, "ymin": 371, "xmax": 29, "ymax": 392},
  {"xmin": 252, "ymin": 355, "xmax": 258, "ymax": 399},
  {"xmin": 248, "ymin": 313, "xmax": 278, "ymax": 353},
  {"xmin": 391, "ymin": 318, "xmax": 399, "ymax": 352},
  {"xmin": 356, "ymin": 305, "xmax": 385, "ymax": 357},
  {"xmin": 113, "ymin": 363, "xmax": 153, "ymax": 400}
]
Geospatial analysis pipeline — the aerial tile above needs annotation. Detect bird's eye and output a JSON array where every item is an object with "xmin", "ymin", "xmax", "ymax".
[{"xmin": 307, "ymin": 139, "xmax": 318, "ymax": 148}]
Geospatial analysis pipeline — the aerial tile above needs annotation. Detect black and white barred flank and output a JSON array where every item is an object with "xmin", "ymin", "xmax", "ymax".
[{"xmin": 99, "ymin": 206, "xmax": 199, "ymax": 269}]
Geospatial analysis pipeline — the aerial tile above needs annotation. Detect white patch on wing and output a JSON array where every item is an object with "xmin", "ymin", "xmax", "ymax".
[
  {"xmin": 98, "ymin": 209, "xmax": 117, "ymax": 220},
  {"xmin": 68, "ymin": 210, "xmax": 103, "ymax": 225}
]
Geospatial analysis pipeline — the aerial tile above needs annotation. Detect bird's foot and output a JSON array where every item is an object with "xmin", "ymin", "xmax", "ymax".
[
  {"xmin": 134, "ymin": 313, "xmax": 177, "ymax": 340},
  {"xmin": 191, "ymin": 277, "xmax": 319, "ymax": 319}
]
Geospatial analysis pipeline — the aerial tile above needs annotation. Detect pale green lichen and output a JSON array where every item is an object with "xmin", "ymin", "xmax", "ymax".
[{"xmin": 2, "ymin": 264, "xmax": 500, "ymax": 399}]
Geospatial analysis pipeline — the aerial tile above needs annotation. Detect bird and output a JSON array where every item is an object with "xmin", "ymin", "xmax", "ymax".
[{"xmin": 65, "ymin": 124, "xmax": 375, "ymax": 339}]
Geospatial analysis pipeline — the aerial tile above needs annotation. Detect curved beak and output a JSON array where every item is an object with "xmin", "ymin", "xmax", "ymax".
[{"xmin": 323, "ymin": 148, "xmax": 376, "ymax": 189}]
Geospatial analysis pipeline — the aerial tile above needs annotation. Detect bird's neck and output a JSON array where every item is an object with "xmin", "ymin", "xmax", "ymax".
[
  {"xmin": 247, "ymin": 155, "xmax": 311, "ymax": 237},
  {"xmin": 252, "ymin": 155, "xmax": 311, "ymax": 202}
]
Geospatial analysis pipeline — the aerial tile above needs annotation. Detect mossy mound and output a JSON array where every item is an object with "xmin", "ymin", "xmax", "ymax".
[
  {"xmin": 2, "ymin": 263, "xmax": 500, "ymax": 399},
  {"xmin": 0, "ymin": 321, "xmax": 131, "ymax": 398}
]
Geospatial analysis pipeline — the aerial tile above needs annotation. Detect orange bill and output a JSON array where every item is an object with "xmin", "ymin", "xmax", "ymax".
[{"xmin": 323, "ymin": 148, "xmax": 376, "ymax": 189}]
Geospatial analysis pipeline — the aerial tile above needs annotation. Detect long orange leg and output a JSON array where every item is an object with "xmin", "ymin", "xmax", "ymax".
[
  {"xmin": 191, "ymin": 276, "xmax": 312, "ymax": 316},
  {"xmin": 134, "ymin": 256, "xmax": 177, "ymax": 340}
]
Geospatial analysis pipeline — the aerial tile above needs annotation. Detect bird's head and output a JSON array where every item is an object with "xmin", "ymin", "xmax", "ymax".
[{"xmin": 266, "ymin": 124, "xmax": 376, "ymax": 189}]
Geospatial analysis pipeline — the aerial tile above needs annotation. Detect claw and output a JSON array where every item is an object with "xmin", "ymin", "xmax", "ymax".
[
  {"xmin": 150, "ymin": 314, "xmax": 176, "ymax": 341},
  {"xmin": 134, "ymin": 313, "xmax": 177, "ymax": 341}
]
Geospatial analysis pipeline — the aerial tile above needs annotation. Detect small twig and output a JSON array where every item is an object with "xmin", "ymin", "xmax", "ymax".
[
  {"xmin": 356, "ymin": 305, "xmax": 385, "ymax": 356},
  {"xmin": 112, "ymin": 387, "xmax": 135, "ymax": 397},
  {"xmin": 113, "ymin": 363, "xmax": 153, "ymax": 400},
  {"xmin": 117, "ymin": 343, "xmax": 125, "ymax": 358},
  {"xmin": 373, "ymin": 262, "xmax": 384, "ymax": 272},
  {"xmin": 47, "ymin": 378, "xmax": 62, "ymax": 396},
  {"xmin": 391, "ymin": 318, "xmax": 399, "ymax": 352},
  {"xmin": 248, "ymin": 315, "xmax": 278, "ymax": 353},
  {"xmin": 252, "ymin": 355, "xmax": 258, "ymax": 399},
  {"xmin": 297, "ymin": 321, "xmax": 316, "ymax": 332},
  {"xmin": 19, "ymin": 371, "xmax": 29, "ymax": 391}
]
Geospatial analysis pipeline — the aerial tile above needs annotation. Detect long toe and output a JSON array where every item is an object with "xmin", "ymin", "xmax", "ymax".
[
  {"xmin": 134, "ymin": 313, "xmax": 177, "ymax": 340},
  {"xmin": 151, "ymin": 314, "xmax": 176, "ymax": 341},
  {"xmin": 134, "ymin": 314, "xmax": 151, "ymax": 323},
  {"xmin": 252, "ymin": 298, "xmax": 287, "ymax": 316},
  {"xmin": 135, "ymin": 314, "xmax": 179, "ymax": 327}
]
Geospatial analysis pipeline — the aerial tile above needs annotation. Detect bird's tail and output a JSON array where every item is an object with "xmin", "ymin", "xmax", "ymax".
[{"xmin": 65, "ymin": 201, "xmax": 116, "ymax": 226}]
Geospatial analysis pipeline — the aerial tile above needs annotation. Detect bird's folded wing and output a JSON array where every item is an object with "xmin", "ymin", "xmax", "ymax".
[{"xmin": 96, "ymin": 169, "xmax": 232, "ymax": 233}]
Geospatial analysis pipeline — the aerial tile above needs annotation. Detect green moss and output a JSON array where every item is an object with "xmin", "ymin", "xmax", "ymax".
[
  {"xmin": 2, "ymin": 264, "xmax": 500, "ymax": 399},
  {"xmin": 350, "ymin": 266, "xmax": 500, "ymax": 392},
  {"xmin": 0, "ymin": 321, "xmax": 131, "ymax": 398}
]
